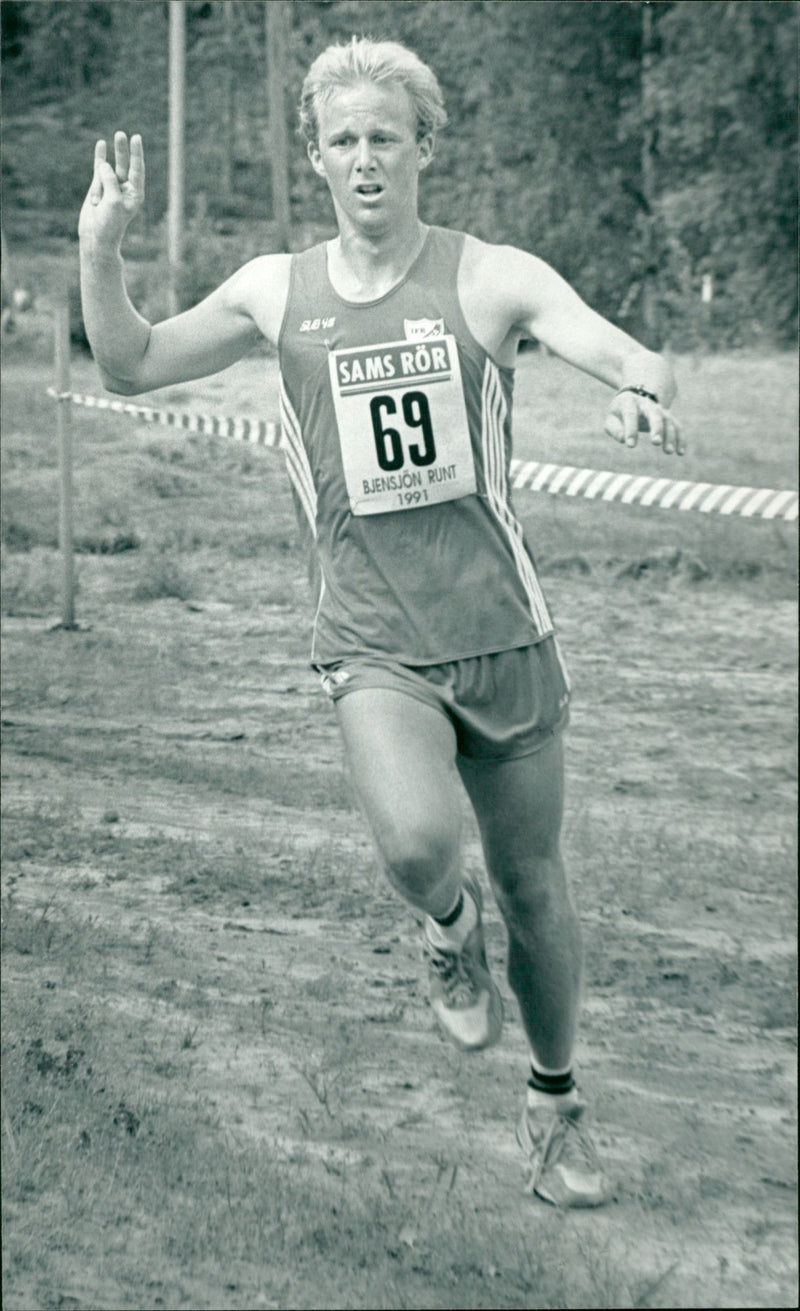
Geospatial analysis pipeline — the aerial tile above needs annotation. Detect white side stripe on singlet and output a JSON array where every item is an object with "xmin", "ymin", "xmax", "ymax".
[
  {"xmin": 279, "ymin": 378, "xmax": 318, "ymax": 535},
  {"xmin": 480, "ymin": 361, "xmax": 553, "ymax": 636}
]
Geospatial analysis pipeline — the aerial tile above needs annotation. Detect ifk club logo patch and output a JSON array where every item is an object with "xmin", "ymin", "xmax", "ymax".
[{"xmin": 403, "ymin": 317, "xmax": 445, "ymax": 340}]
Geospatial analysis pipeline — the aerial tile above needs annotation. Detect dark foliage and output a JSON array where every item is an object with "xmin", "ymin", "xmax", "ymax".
[{"xmin": 1, "ymin": 0, "xmax": 796, "ymax": 347}]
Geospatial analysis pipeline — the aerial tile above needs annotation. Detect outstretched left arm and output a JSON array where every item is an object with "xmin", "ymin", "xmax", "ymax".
[{"xmin": 491, "ymin": 246, "xmax": 684, "ymax": 456}]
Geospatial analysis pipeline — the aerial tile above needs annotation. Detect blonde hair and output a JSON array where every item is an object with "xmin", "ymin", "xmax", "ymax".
[{"xmin": 299, "ymin": 37, "xmax": 447, "ymax": 146}]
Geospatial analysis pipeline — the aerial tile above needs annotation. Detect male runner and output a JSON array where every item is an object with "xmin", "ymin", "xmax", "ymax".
[{"xmin": 79, "ymin": 37, "xmax": 682, "ymax": 1208}]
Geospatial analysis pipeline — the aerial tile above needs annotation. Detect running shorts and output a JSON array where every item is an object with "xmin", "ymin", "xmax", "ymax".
[{"xmin": 317, "ymin": 638, "xmax": 570, "ymax": 762}]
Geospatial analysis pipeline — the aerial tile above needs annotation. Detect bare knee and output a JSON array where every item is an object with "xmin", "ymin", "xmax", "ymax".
[
  {"xmin": 378, "ymin": 817, "xmax": 459, "ymax": 902},
  {"xmin": 492, "ymin": 853, "xmax": 573, "ymax": 925}
]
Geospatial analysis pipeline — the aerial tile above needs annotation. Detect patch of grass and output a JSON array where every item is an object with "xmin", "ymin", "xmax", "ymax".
[
  {"xmin": 757, "ymin": 954, "xmax": 799, "ymax": 1032},
  {"xmin": 2, "ymin": 893, "xmax": 648, "ymax": 1311},
  {"xmin": 0, "ymin": 547, "xmax": 62, "ymax": 615},
  {"xmin": 0, "ymin": 800, "xmax": 364, "ymax": 921},
  {"xmin": 1, "ymin": 716, "xmax": 350, "ymax": 810},
  {"xmin": 525, "ymin": 497, "xmax": 797, "ymax": 601},
  {"xmin": 570, "ymin": 807, "xmax": 796, "ymax": 912},
  {"xmin": 136, "ymin": 464, "xmax": 203, "ymax": 500},
  {"xmin": 513, "ymin": 349, "xmax": 797, "ymax": 491},
  {"xmin": 0, "ymin": 501, "xmax": 59, "ymax": 554},
  {"xmin": 0, "ymin": 1028, "xmax": 645, "ymax": 1308},
  {"xmin": 1, "ymin": 517, "xmax": 41, "ymax": 552},
  {"xmin": 1, "ymin": 886, "xmax": 184, "ymax": 981},
  {"xmin": 131, "ymin": 550, "xmax": 198, "ymax": 602},
  {"xmin": 227, "ymin": 529, "xmax": 296, "ymax": 560},
  {"xmin": 142, "ymin": 436, "xmax": 191, "ymax": 465},
  {"xmin": 74, "ymin": 530, "xmax": 141, "ymax": 555}
]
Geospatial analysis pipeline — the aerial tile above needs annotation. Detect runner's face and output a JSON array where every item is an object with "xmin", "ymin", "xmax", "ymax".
[{"xmin": 308, "ymin": 82, "xmax": 432, "ymax": 230}]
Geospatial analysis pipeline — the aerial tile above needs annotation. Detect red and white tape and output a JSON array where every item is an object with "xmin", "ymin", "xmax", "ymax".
[
  {"xmin": 49, "ymin": 390, "xmax": 798, "ymax": 522},
  {"xmin": 508, "ymin": 460, "xmax": 798, "ymax": 521},
  {"xmin": 49, "ymin": 389, "xmax": 282, "ymax": 447}
]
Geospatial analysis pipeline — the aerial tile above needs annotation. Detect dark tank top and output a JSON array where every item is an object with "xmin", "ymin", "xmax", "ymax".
[{"xmin": 277, "ymin": 225, "xmax": 553, "ymax": 666}]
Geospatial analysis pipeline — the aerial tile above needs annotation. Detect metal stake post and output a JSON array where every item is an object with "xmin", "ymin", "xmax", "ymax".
[{"xmin": 54, "ymin": 300, "xmax": 76, "ymax": 628}]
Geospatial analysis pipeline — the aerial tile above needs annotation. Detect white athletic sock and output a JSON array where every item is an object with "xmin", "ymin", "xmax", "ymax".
[
  {"xmin": 526, "ymin": 1084, "xmax": 579, "ymax": 1114},
  {"xmin": 529, "ymin": 1057, "xmax": 574, "ymax": 1079},
  {"xmin": 425, "ymin": 885, "xmax": 478, "ymax": 950}
]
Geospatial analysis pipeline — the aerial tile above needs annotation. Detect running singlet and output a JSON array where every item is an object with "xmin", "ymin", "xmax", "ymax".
[{"xmin": 277, "ymin": 226, "xmax": 554, "ymax": 666}]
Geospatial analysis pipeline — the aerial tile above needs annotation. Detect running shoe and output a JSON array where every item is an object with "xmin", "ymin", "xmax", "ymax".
[
  {"xmin": 516, "ymin": 1094, "xmax": 607, "ymax": 1207},
  {"xmin": 422, "ymin": 877, "xmax": 504, "ymax": 1051}
]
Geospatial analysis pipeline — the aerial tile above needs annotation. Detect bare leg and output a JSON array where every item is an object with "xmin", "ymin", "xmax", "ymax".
[
  {"xmin": 335, "ymin": 688, "xmax": 463, "ymax": 918},
  {"xmin": 458, "ymin": 735, "xmax": 582, "ymax": 1070}
]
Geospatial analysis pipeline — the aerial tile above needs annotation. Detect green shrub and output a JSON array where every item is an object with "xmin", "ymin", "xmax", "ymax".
[
  {"xmin": 0, "ymin": 547, "xmax": 62, "ymax": 615},
  {"xmin": 131, "ymin": 550, "xmax": 196, "ymax": 603}
]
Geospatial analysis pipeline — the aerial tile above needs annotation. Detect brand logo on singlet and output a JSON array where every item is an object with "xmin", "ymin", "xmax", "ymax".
[
  {"xmin": 300, "ymin": 317, "xmax": 336, "ymax": 333},
  {"xmin": 403, "ymin": 317, "xmax": 445, "ymax": 340}
]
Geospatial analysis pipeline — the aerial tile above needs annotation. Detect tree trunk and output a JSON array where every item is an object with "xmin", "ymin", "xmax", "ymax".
[
  {"xmin": 167, "ymin": 0, "xmax": 186, "ymax": 315},
  {"xmin": 265, "ymin": 0, "xmax": 291, "ymax": 252},
  {"xmin": 220, "ymin": 0, "xmax": 235, "ymax": 200},
  {"xmin": 640, "ymin": 1, "xmax": 659, "ymax": 345}
]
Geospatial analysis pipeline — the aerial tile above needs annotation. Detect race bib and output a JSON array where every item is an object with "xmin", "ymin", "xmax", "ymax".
[{"xmin": 328, "ymin": 335, "xmax": 477, "ymax": 515}]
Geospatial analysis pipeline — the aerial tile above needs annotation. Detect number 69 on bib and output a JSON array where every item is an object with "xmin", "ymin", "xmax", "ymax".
[{"xmin": 328, "ymin": 335, "xmax": 478, "ymax": 515}]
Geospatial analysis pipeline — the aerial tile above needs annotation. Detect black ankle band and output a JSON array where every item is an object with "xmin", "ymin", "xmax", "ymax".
[
  {"xmin": 528, "ymin": 1066, "xmax": 575, "ymax": 1097},
  {"xmin": 433, "ymin": 889, "xmax": 464, "ymax": 927}
]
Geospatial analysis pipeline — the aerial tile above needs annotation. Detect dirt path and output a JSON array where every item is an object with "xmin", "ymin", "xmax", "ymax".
[
  {"xmin": 2, "ymin": 557, "xmax": 796, "ymax": 1308},
  {"xmin": 3, "ymin": 351, "xmax": 797, "ymax": 1307}
]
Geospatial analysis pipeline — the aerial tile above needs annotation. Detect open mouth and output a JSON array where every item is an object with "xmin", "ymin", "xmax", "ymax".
[{"xmin": 354, "ymin": 184, "xmax": 383, "ymax": 197}]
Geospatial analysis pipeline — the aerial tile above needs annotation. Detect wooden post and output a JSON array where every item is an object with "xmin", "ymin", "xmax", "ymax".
[
  {"xmin": 54, "ymin": 301, "xmax": 76, "ymax": 629},
  {"xmin": 167, "ymin": 0, "xmax": 186, "ymax": 315},
  {"xmin": 265, "ymin": 0, "xmax": 291, "ymax": 252},
  {"xmin": 1, "ymin": 226, "xmax": 15, "ymax": 300}
]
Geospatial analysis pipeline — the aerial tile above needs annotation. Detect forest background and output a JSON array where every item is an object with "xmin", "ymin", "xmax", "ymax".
[{"xmin": 1, "ymin": 0, "xmax": 797, "ymax": 354}]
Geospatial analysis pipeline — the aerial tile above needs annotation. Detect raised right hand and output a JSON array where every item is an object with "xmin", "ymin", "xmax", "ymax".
[{"xmin": 78, "ymin": 131, "xmax": 145, "ymax": 249}]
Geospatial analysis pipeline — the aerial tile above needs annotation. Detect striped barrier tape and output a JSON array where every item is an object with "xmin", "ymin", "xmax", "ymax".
[
  {"xmin": 49, "ymin": 389, "xmax": 798, "ymax": 522},
  {"xmin": 48, "ymin": 388, "xmax": 282, "ymax": 447},
  {"xmin": 508, "ymin": 460, "xmax": 798, "ymax": 522}
]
